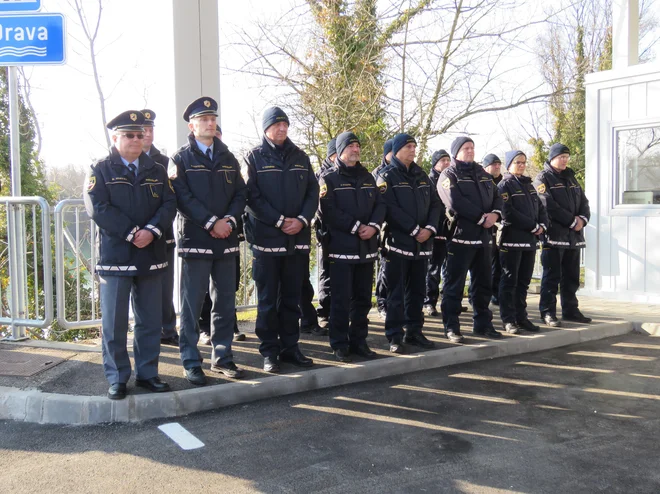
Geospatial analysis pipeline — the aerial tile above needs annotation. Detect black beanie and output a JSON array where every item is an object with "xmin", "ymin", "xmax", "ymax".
[
  {"xmin": 482, "ymin": 153, "xmax": 502, "ymax": 168},
  {"xmin": 326, "ymin": 138, "xmax": 337, "ymax": 158},
  {"xmin": 450, "ymin": 136, "xmax": 474, "ymax": 158},
  {"xmin": 262, "ymin": 106, "xmax": 289, "ymax": 132},
  {"xmin": 383, "ymin": 139, "xmax": 393, "ymax": 157},
  {"xmin": 431, "ymin": 149, "xmax": 450, "ymax": 167},
  {"xmin": 504, "ymin": 150, "xmax": 525, "ymax": 170},
  {"xmin": 548, "ymin": 143, "xmax": 570, "ymax": 162},
  {"xmin": 391, "ymin": 133, "xmax": 417, "ymax": 157},
  {"xmin": 335, "ymin": 132, "xmax": 360, "ymax": 158}
]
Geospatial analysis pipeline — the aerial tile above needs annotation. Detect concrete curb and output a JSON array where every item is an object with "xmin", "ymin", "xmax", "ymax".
[{"xmin": 0, "ymin": 321, "xmax": 633, "ymax": 425}]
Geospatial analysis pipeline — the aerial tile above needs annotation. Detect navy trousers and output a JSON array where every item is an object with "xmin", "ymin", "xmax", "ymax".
[
  {"xmin": 100, "ymin": 273, "xmax": 162, "ymax": 385},
  {"xmin": 161, "ymin": 247, "xmax": 177, "ymax": 339},
  {"xmin": 441, "ymin": 242, "xmax": 494, "ymax": 332},
  {"xmin": 252, "ymin": 254, "xmax": 306, "ymax": 358},
  {"xmin": 539, "ymin": 247, "xmax": 581, "ymax": 317},
  {"xmin": 384, "ymin": 255, "xmax": 427, "ymax": 342},
  {"xmin": 499, "ymin": 249, "xmax": 536, "ymax": 324},
  {"xmin": 424, "ymin": 239, "xmax": 447, "ymax": 307},
  {"xmin": 179, "ymin": 256, "xmax": 236, "ymax": 369}
]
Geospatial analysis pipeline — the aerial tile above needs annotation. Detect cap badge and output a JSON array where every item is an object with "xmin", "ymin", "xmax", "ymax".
[
  {"xmin": 130, "ymin": 113, "xmax": 137, "ymax": 121},
  {"xmin": 204, "ymin": 100, "xmax": 211, "ymax": 108},
  {"xmin": 144, "ymin": 112, "xmax": 151, "ymax": 119}
]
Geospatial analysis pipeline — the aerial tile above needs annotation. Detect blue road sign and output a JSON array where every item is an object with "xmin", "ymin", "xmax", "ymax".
[
  {"xmin": 0, "ymin": 13, "xmax": 65, "ymax": 65},
  {"xmin": 0, "ymin": 1, "xmax": 41, "ymax": 13}
]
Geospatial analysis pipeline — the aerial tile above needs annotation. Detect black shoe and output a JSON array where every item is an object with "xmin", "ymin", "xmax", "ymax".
[
  {"xmin": 378, "ymin": 308, "xmax": 387, "ymax": 319},
  {"xmin": 333, "ymin": 347, "xmax": 352, "ymax": 363},
  {"xmin": 542, "ymin": 314, "xmax": 562, "ymax": 327},
  {"xmin": 311, "ymin": 325, "xmax": 329, "ymax": 337},
  {"xmin": 503, "ymin": 322, "xmax": 520, "ymax": 334},
  {"xmin": 299, "ymin": 325, "xmax": 312, "ymax": 334},
  {"xmin": 135, "ymin": 376, "xmax": 170, "ymax": 393},
  {"xmin": 351, "ymin": 342, "xmax": 377, "ymax": 359},
  {"xmin": 318, "ymin": 316, "xmax": 329, "ymax": 329},
  {"xmin": 445, "ymin": 330, "xmax": 464, "ymax": 343},
  {"xmin": 517, "ymin": 319, "xmax": 540, "ymax": 332},
  {"xmin": 107, "ymin": 383, "xmax": 127, "ymax": 400},
  {"xmin": 473, "ymin": 327, "xmax": 502, "ymax": 339},
  {"xmin": 280, "ymin": 349, "xmax": 314, "ymax": 367},
  {"xmin": 389, "ymin": 337, "xmax": 404, "ymax": 354},
  {"xmin": 263, "ymin": 356, "xmax": 281, "ymax": 373},
  {"xmin": 184, "ymin": 366, "xmax": 207, "ymax": 386},
  {"xmin": 403, "ymin": 332, "xmax": 435, "ymax": 349},
  {"xmin": 490, "ymin": 297, "xmax": 500, "ymax": 306},
  {"xmin": 199, "ymin": 332, "xmax": 212, "ymax": 345},
  {"xmin": 460, "ymin": 306, "xmax": 469, "ymax": 313},
  {"xmin": 210, "ymin": 362, "xmax": 245, "ymax": 379},
  {"xmin": 423, "ymin": 305, "xmax": 439, "ymax": 317},
  {"xmin": 562, "ymin": 312, "xmax": 592, "ymax": 324},
  {"xmin": 233, "ymin": 331, "xmax": 246, "ymax": 341},
  {"xmin": 160, "ymin": 334, "xmax": 179, "ymax": 346}
]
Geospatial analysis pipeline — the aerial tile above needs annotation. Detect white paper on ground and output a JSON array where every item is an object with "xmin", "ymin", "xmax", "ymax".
[{"xmin": 158, "ymin": 422, "xmax": 205, "ymax": 450}]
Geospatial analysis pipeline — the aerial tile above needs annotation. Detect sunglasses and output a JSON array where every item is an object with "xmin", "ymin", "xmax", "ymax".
[{"xmin": 121, "ymin": 132, "xmax": 144, "ymax": 140}]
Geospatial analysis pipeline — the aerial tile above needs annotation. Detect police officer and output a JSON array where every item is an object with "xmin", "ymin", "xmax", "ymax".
[
  {"xmin": 140, "ymin": 109, "xmax": 178, "ymax": 347},
  {"xmin": 534, "ymin": 143, "xmax": 591, "ymax": 326},
  {"xmin": 84, "ymin": 110, "xmax": 176, "ymax": 400},
  {"xmin": 498, "ymin": 150, "xmax": 548, "ymax": 333},
  {"xmin": 318, "ymin": 132, "xmax": 385, "ymax": 361},
  {"xmin": 377, "ymin": 134, "xmax": 443, "ymax": 353},
  {"xmin": 423, "ymin": 149, "xmax": 451, "ymax": 317},
  {"xmin": 170, "ymin": 97, "xmax": 248, "ymax": 385},
  {"xmin": 482, "ymin": 154, "xmax": 503, "ymax": 306},
  {"xmin": 374, "ymin": 138, "xmax": 393, "ymax": 319},
  {"xmin": 314, "ymin": 138, "xmax": 337, "ymax": 329},
  {"xmin": 244, "ymin": 107, "xmax": 319, "ymax": 373},
  {"xmin": 438, "ymin": 136, "xmax": 503, "ymax": 343}
]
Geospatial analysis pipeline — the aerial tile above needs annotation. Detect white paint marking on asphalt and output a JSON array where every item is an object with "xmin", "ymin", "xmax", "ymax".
[{"xmin": 158, "ymin": 423, "xmax": 205, "ymax": 450}]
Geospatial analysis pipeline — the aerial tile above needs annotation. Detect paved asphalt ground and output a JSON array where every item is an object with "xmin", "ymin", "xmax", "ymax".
[{"xmin": 2, "ymin": 332, "xmax": 660, "ymax": 493}]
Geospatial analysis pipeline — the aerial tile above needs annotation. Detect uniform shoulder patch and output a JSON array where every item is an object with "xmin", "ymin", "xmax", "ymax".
[
  {"xmin": 501, "ymin": 192, "xmax": 509, "ymax": 202},
  {"xmin": 377, "ymin": 176, "xmax": 387, "ymax": 194},
  {"xmin": 168, "ymin": 162, "xmax": 177, "ymax": 179},
  {"xmin": 169, "ymin": 179, "xmax": 175, "ymax": 193},
  {"xmin": 536, "ymin": 183, "xmax": 546, "ymax": 194},
  {"xmin": 87, "ymin": 176, "xmax": 96, "ymax": 192},
  {"xmin": 319, "ymin": 180, "xmax": 328, "ymax": 198},
  {"xmin": 441, "ymin": 177, "xmax": 451, "ymax": 189}
]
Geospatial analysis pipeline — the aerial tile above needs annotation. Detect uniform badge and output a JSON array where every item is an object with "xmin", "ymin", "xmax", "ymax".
[
  {"xmin": 320, "ymin": 182, "xmax": 328, "ymax": 198},
  {"xmin": 144, "ymin": 112, "xmax": 151, "ymax": 119},
  {"xmin": 442, "ymin": 178, "xmax": 451, "ymax": 189},
  {"xmin": 536, "ymin": 183, "xmax": 546, "ymax": 194},
  {"xmin": 377, "ymin": 179, "xmax": 387, "ymax": 194},
  {"xmin": 204, "ymin": 100, "xmax": 211, "ymax": 108},
  {"xmin": 169, "ymin": 179, "xmax": 175, "ymax": 193},
  {"xmin": 501, "ymin": 192, "xmax": 509, "ymax": 202},
  {"xmin": 87, "ymin": 176, "xmax": 96, "ymax": 192},
  {"xmin": 130, "ymin": 113, "xmax": 137, "ymax": 121},
  {"xmin": 168, "ymin": 163, "xmax": 178, "ymax": 179}
]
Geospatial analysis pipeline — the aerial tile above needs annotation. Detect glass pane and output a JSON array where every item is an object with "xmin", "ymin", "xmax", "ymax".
[{"xmin": 617, "ymin": 126, "xmax": 660, "ymax": 205}]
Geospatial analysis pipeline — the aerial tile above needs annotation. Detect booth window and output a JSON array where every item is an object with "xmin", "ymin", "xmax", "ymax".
[{"xmin": 616, "ymin": 125, "xmax": 660, "ymax": 206}]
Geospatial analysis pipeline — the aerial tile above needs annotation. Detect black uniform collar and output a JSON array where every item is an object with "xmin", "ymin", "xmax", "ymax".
[
  {"xmin": 503, "ymin": 172, "xmax": 531, "ymax": 184},
  {"xmin": 149, "ymin": 144, "xmax": 163, "ymax": 159},
  {"xmin": 109, "ymin": 146, "xmax": 155, "ymax": 174},
  {"xmin": 262, "ymin": 135, "xmax": 294, "ymax": 156},
  {"xmin": 321, "ymin": 157, "xmax": 335, "ymax": 172},
  {"xmin": 544, "ymin": 161, "xmax": 575, "ymax": 179},
  {"xmin": 391, "ymin": 155, "xmax": 421, "ymax": 176},
  {"xmin": 451, "ymin": 157, "xmax": 480, "ymax": 173},
  {"xmin": 335, "ymin": 158, "xmax": 365, "ymax": 176}
]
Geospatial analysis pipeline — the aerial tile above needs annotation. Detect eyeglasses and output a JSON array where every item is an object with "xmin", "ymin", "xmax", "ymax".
[{"xmin": 121, "ymin": 133, "xmax": 144, "ymax": 140}]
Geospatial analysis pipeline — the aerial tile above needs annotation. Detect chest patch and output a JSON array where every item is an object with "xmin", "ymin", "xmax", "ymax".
[
  {"xmin": 536, "ymin": 183, "xmax": 546, "ymax": 194},
  {"xmin": 501, "ymin": 192, "xmax": 509, "ymax": 202}
]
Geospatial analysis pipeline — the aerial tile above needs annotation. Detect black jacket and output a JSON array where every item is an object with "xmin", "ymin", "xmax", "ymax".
[
  {"xmin": 376, "ymin": 157, "xmax": 443, "ymax": 259},
  {"xmin": 372, "ymin": 157, "xmax": 389, "ymax": 180},
  {"xmin": 314, "ymin": 156, "xmax": 336, "ymax": 246},
  {"xmin": 437, "ymin": 159, "xmax": 503, "ymax": 247},
  {"xmin": 318, "ymin": 160, "xmax": 385, "ymax": 263},
  {"xmin": 533, "ymin": 163, "xmax": 590, "ymax": 249},
  {"xmin": 148, "ymin": 145, "xmax": 176, "ymax": 249},
  {"xmin": 244, "ymin": 136, "xmax": 319, "ymax": 256},
  {"xmin": 84, "ymin": 147, "xmax": 177, "ymax": 276},
  {"xmin": 170, "ymin": 134, "xmax": 248, "ymax": 259},
  {"xmin": 429, "ymin": 167, "xmax": 451, "ymax": 241},
  {"xmin": 498, "ymin": 173, "xmax": 549, "ymax": 250}
]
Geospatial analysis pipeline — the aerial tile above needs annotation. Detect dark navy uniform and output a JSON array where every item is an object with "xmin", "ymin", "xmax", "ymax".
[
  {"xmin": 319, "ymin": 156, "xmax": 385, "ymax": 352},
  {"xmin": 373, "ymin": 147, "xmax": 391, "ymax": 314},
  {"xmin": 437, "ymin": 158, "xmax": 503, "ymax": 336},
  {"xmin": 84, "ymin": 112, "xmax": 176, "ymax": 389},
  {"xmin": 377, "ymin": 153, "xmax": 443, "ymax": 345},
  {"xmin": 244, "ymin": 134, "xmax": 319, "ymax": 361},
  {"xmin": 490, "ymin": 173, "xmax": 504, "ymax": 302},
  {"xmin": 171, "ymin": 127, "xmax": 248, "ymax": 373},
  {"xmin": 141, "ymin": 109, "xmax": 178, "ymax": 342},
  {"xmin": 498, "ymin": 168, "xmax": 548, "ymax": 327},
  {"xmin": 423, "ymin": 165, "xmax": 450, "ymax": 311},
  {"xmin": 534, "ymin": 159, "xmax": 590, "ymax": 319}
]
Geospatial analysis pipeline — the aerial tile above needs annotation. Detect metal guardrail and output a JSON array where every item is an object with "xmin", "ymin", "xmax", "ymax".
[{"xmin": 0, "ymin": 196, "xmax": 53, "ymax": 340}]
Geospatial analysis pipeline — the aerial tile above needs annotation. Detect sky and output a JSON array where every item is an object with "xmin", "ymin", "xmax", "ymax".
[{"xmin": 11, "ymin": 0, "xmax": 654, "ymax": 174}]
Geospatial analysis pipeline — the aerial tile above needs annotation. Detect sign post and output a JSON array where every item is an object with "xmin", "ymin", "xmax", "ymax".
[{"xmin": 0, "ymin": 2, "xmax": 65, "ymax": 340}]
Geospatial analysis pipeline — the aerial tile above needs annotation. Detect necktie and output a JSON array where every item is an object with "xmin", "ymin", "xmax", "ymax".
[
  {"xmin": 128, "ymin": 163, "xmax": 137, "ymax": 177},
  {"xmin": 206, "ymin": 148, "xmax": 212, "ymax": 160}
]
